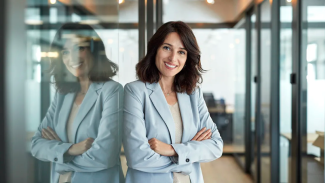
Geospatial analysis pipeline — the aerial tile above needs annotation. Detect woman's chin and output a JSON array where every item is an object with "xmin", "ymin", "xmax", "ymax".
[
  {"xmin": 70, "ymin": 72, "xmax": 87, "ymax": 79},
  {"xmin": 160, "ymin": 71, "xmax": 179, "ymax": 78}
]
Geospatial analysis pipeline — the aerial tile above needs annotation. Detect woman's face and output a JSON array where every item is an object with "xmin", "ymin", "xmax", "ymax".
[
  {"xmin": 61, "ymin": 38, "xmax": 94, "ymax": 78},
  {"xmin": 155, "ymin": 32, "xmax": 187, "ymax": 79}
]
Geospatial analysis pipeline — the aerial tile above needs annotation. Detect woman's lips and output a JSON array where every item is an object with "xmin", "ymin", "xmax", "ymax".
[
  {"xmin": 70, "ymin": 62, "xmax": 83, "ymax": 69},
  {"xmin": 164, "ymin": 62, "xmax": 177, "ymax": 70}
]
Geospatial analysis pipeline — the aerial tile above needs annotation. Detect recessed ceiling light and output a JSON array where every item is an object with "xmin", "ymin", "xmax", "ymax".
[
  {"xmin": 50, "ymin": 0, "xmax": 56, "ymax": 4},
  {"xmin": 108, "ymin": 39, "xmax": 114, "ymax": 44},
  {"xmin": 207, "ymin": 0, "xmax": 215, "ymax": 4}
]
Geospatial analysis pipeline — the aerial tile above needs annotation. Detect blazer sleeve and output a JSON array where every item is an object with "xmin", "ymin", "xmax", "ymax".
[
  {"xmin": 170, "ymin": 87, "xmax": 223, "ymax": 165},
  {"xmin": 31, "ymin": 93, "xmax": 74, "ymax": 164},
  {"xmin": 123, "ymin": 83, "xmax": 192, "ymax": 174},
  {"xmin": 55, "ymin": 83, "xmax": 124, "ymax": 173}
]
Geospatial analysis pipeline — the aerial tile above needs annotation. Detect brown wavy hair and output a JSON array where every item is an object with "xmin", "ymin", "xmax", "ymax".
[
  {"xmin": 136, "ymin": 21, "xmax": 205, "ymax": 95},
  {"xmin": 49, "ymin": 23, "xmax": 118, "ymax": 94}
]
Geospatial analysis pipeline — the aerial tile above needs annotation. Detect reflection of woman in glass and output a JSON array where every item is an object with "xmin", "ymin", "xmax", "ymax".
[
  {"xmin": 123, "ymin": 21, "xmax": 223, "ymax": 183},
  {"xmin": 31, "ymin": 23, "xmax": 124, "ymax": 183}
]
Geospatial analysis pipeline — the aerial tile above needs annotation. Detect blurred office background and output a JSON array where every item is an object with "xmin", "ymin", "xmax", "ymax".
[{"xmin": 0, "ymin": 0, "xmax": 324, "ymax": 183}]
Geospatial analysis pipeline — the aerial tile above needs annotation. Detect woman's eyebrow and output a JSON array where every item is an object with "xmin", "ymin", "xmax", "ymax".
[
  {"xmin": 163, "ymin": 43, "xmax": 173, "ymax": 47},
  {"xmin": 163, "ymin": 43, "xmax": 186, "ymax": 50}
]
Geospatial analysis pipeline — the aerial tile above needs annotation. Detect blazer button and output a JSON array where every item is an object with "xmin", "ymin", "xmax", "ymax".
[
  {"xmin": 186, "ymin": 158, "xmax": 190, "ymax": 162},
  {"xmin": 54, "ymin": 158, "xmax": 58, "ymax": 161}
]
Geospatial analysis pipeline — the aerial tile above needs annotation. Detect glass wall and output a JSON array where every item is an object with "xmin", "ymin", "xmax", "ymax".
[
  {"xmin": 191, "ymin": 29, "xmax": 246, "ymax": 152},
  {"xmin": 260, "ymin": 1, "xmax": 271, "ymax": 183},
  {"xmin": 250, "ymin": 11, "xmax": 257, "ymax": 179},
  {"xmin": 233, "ymin": 25, "xmax": 247, "ymax": 166},
  {"xmin": 24, "ymin": 0, "xmax": 138, "ymax": 182},
  {"xmin": 300, "ymin": 0, "xmax": 325, "ymax": 182},
  {"xmin": 279, "ymin": 0, "xmax": 292, "ymax": 182}
]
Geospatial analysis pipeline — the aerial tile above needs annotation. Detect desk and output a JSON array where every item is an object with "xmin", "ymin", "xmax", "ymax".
[
  {"xmin": 281, "ymin": 132, "xmax": 324, "ymax": 182},
  {"xmin": 208, "ymin": 107, "xmax": 234, "ymax": 114},
  {"xmin": 281, "ymin": 132, "xmax": 318, "ymax": 143},
  {"xmin": 281, "ymin": 132, "xmax": 319, "ymax": 158}
]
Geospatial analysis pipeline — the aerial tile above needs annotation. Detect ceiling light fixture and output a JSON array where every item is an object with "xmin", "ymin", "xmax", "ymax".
[
  {"xmin": 119, "ymin": 0, "xmax": 125, "ymax": 4},
  {"xmin": 50, "ymin": 0, "xmax": 57, "ymax": 4},
  {"xmin": 207, "ymin": 0, "xmax": 215, "ymax": 4},
  {"xmin": 108, "ymin": 39, "xmax": 114, "ymax": 44}
]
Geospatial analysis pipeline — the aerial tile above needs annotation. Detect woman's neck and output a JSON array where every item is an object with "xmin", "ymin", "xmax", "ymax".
[
  {"xmin": 159, "ymin": 75, "xmax": 175, "ymax": 93},
  {"xmin": 78, "ymin": 76, "xmax": 91, "ymax": 93}
]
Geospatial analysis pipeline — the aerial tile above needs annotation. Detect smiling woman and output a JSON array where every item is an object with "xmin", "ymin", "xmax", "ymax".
[
  {"xmin": 49, "ymin": 23, "xmax": 118, "ymax": 94},
  {"xmin": 123, "ymin": 21, "xmax": 223, "ymax": 183},
  {"xmin": 136, "ymin": 21, "xmax": 204, "ymax": 95},
  {"xmin": 30, "ymin": 23, "xmax": 124, "ymax": 183}
]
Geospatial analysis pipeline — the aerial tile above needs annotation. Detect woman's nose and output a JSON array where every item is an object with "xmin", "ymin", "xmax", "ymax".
[
  {"xmin": 168, "ymin": 51, "xmax": 177, "ymax": 61},
  {"xmin": 69, "ymin": 51, "xmax": 80, "ymax": 63}
]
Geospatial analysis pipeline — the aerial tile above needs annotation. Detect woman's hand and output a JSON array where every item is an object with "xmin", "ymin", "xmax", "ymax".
[
  {"xmin": 191, "ymin": 127, "xmax": 212, "ymax": 141},
  {"xmin": 67, "ymin": 138, "xmax": 94, "ymax": 156},
  {"xmin": 149, "ymin": 138, "xmax": 177, "ymax": 157},
  {"xmin": 42, "ymin": 127, "xmax": 61, "ymax": 141}
]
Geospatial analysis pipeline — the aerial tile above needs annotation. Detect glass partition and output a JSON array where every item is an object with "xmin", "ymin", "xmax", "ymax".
[
  {"xmin": 24, "ymin": 0, "xmax": 130, "ymax": 182},
  {"xmin": 300, "ymin": 0, "xmax": 325, "ymax": 182}
]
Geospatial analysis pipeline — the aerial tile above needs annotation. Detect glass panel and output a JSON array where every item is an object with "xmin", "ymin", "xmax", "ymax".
[
  {"xmin": 260, "ymin": 1, "xmax": 271, "ymax": 183},
  {"xmin": 25, "ymin": 0, "xmax": 128, "ymax": 182},
  {"xmin": 192, "ymin": 29, "xmax": 244, "ymax": 154},
  {"xmin": 279, "ymin": 1, "xmax": 292, "ymax": 183},
  {"xmin": 233, "ymin": 26, "xmax": 247, "ymax": 166},
  {"xmin": 301, "ymin": 1, "xmax": 325, "ymax": 182},
  {"xmin": 250, "ymin": 11, "xmax": 257, "ymax": 179}
]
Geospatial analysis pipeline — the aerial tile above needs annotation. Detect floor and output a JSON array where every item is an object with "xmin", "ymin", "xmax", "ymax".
[
  {"xmin": 120, "ymin": 155, "xmax": 253, "ymax": 183},
  {"xmin": 201, "ymin": 156, "xmax": 253, "ymax": 183}
]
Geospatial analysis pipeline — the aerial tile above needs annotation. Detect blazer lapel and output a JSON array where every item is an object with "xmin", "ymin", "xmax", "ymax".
[
  {"xmin": 147, "ymin": 82, "xmax": 176, "ymax": 144},
  {"xmin": 71, "ymin": 82, "xmax": 103, "ymax": 143},
  {"xmin": 177, "ymin": 92, "xmax": 195, "ymax": 143},
  {"xmin": 57, "ymin": 93, "xmax": 76, "ymax": 142}
]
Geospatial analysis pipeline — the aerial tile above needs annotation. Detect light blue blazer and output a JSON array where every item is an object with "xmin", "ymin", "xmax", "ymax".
[
  {"xmin": 31, "ymin": 80, "xmax": 124, "ymax": 183},
  {"xmin": 123, "ymin": 81, "xmax": 223, "ymax": 183}
]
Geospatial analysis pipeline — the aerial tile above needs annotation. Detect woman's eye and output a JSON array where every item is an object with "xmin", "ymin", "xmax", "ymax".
[
  {"xmin": 61, "ymin": 50, "xmax": 70, "ymax": 56},
  {"xmin": 179, "ymin": 51, "xmax": 186, "ymax": 55},
  {"xmin": 78, "ymin": 46, "xmax": 85, "ymax": 51},
  {"xmin": 163, "ymin": 46, "xmax": 170, "ymax": 50},
  {"xmin": 73, "ymin": 46, "xmax": 85, "ymax": 52}
]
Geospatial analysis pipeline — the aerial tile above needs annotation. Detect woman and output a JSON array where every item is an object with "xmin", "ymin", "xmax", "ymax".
[
  {"xmin": 31, "ymin": 23, "xmax": 124, "ymax": 183},
  {"xmin": 123, "ymin": 21, "xmax": 223, "ymax": 183}
]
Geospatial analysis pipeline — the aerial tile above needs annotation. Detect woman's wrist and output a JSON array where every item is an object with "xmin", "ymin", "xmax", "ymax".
[
  {"xmin": 169, "ymin": 145, "xmax": 178, "ymax": 157},
  {"xmin": 67, "ymin": 144, "xmax": 78, "ymax": 156}
]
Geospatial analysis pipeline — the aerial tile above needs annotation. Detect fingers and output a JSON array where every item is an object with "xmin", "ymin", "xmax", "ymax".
[
  {"xmin": 148, "ymin": 138, "xmax": 158, "ymax": 150},
  {"xmin": 42, "ymin": 128, "xmax": 55, "ymax": 140},
  {"xmin": 191, "ymin": 127, "xmax": 206, "ymax": 141},
  {"xmin": 197, "ymin": 129, "xmax": 211, "ymax": 141},
  {"xmin": 86, "ymin": 138, "xmax": 95, "ymax": 144},
  {"xmin": 85, "ymin": 138, "xmax": 94, "ymax": 150},
  {"xmin": 202, "ymin": 131, "xmax": 212, "ymax": 140},
  {"xmin": 47, "ymin": 127, "xmax": 61, "ymax": 141},
  {"xmin": 148, "ymin": 138, "xmax": 156, "ymax": 146},
  {"xmin": 148, "ymin": 138, "xmax": 156, "ymax": 143},
  {"xmin": 42, "ymin": 129, "xmax": 51, "ymax": 140}
]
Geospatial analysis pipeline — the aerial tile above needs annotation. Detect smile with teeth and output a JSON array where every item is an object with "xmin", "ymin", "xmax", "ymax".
[
  {"xmin": 70, "ymin": 62, "xmax": 83, "ymax": 69},
  {"xmin": 165, "ymin": 62, "xmax": 177, "ymax": 69}
]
